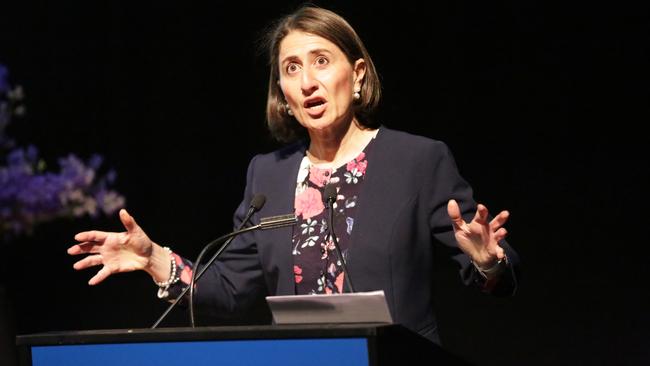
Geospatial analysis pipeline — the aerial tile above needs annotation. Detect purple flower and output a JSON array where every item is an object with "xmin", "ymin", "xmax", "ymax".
[
  {"xmin": 59, "ymin": 154, "xmax": 95, "ymax": 188},
  {"xmin": 88, "ymin": 154, "xmax": 103, "ymax": 171},
  {"xmin": 17, "ymin": 173, "xmax": 65, "ymax": 215},
  {"xmin": 1, "ymin": 147, "xmax": 125, "ymax": 239},
  {"xmin": 104, "ymin": 169, "xmax": 117, "ymax": 184},
  {"xmin": 0, "ymin": 64, "xmax": 126, "ymax": 240},
  {"xmin": 25, "ymin": 145, "xmax": 39, "ymax": 162}
]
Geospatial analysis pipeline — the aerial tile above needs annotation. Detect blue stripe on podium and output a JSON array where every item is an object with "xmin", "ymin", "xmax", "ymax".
[{"xmin": 32, "ymin": 338, "xmax": 369, "ymax": 366}]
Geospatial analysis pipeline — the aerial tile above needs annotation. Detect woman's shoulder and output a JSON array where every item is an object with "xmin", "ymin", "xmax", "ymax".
[
  {"xmin": 376, "ymin": 127, "xmax": 451, "ymax": 155},
  {"xmin": 248, "ymin": 139, "xmax": 307, "ymax": 168}
]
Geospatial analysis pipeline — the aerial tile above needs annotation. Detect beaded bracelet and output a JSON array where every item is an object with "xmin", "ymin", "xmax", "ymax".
[{"xmin": 155, "ymin": 247, "xmax": 180, "ymax": 299}]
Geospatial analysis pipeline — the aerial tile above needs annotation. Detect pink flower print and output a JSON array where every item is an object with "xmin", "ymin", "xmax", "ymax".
[
  {"xmin": 172, "ymin": 253, "xmax": 183, "ymax": 266},
  {"xmin": 346, "ymin": 153, "xmax": 368, "ymax": 176},
  {"xmin": 346, "ymin": 160, "xmax": 357, "ymax": 172},
  {"xmin": 309, "ymin": 166, "xmax": 332, "ymax": 187},
  {"xmin": 180, "ymin": 266, "xmax": 193, "ymax": 285},
  {"xmin": 172, "ymin": 253, "xmax": 193, "ymax": 285},
  {"xmin": 356, "ymin": 159, "xmax": 368, "ymax": 175},
  {"xmin": 294, "ymin": 187, "xmax": 325, "ymax": 219},
  {"xmin": 334, "ymin": 273, "xmax": 345, "ymax": 293},
  {"xmin": 294, "ymin": 265, "xmax": 303, "ymax": 284}
]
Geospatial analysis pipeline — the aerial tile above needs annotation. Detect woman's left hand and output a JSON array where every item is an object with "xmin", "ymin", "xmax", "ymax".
[{"xmin": 447, "ymin": 199, "xmax": 509, "ymax": 269}]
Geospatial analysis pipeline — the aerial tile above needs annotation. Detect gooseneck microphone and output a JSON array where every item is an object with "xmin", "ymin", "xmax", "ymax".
[
  {"xmin": 188, "ymin": 194, "xmax": 266, "ymax": 327},
  {"xmin": 150, "ymin": 194, "xmax": 297, "ymax": 329},
  {"xmin": 324, "ymin": 184, "xmax": 355, "ymax": 293}
]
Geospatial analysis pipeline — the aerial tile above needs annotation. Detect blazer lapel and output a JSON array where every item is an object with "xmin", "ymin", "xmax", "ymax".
[
  {"xmin": 258, "ymin": 142, "xmax": 306, "ymax": 296},
  {"xmin": 347, "ymin": 128, "xmax": 400, "ymax": 295}
]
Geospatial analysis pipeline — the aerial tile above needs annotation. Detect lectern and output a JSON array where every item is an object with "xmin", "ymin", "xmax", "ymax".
[{"xmin": 17, "ymin": 324, "xmax": 471, "ymax": 366}]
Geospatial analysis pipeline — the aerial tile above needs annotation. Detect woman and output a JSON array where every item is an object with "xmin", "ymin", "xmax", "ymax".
[{"xmin": 68, "ymin": 6, "xmax": 519, "ymax": 344}]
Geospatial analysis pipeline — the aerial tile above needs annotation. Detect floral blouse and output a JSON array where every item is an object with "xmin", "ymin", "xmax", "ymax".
[{"xmin": 292, "ymin": 137, "xmax": 375, "ymax": 294}]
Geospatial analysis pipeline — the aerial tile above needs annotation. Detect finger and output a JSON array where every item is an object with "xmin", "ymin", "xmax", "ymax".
[
  {"xmin": 88, "ymin": 266, "xmax": 112, "ymax": 286},
  {"xmin": 67, "ymin": 243, "xmax": 102, "ymax": 255},
  {"xmin": 473, "ymin": 204, "xmax": 489, "ymax": 225},
  {"xmin": 74, "ymin": 231, "xmax": 108, "ymax": 243},
  {"xmin": 120, "ymin": 209, "xmax": 139, "ymax": 233},
  {"xmin": 489, "ymin": 210, "xmax": 510, "ymax": 231},
  {"xmin": 447, "ymin": 199, "xmax": 465, "ymax": 229},
  {"xmin": 494, "ymin": 227, "xmax": 508, "ymax": 243},
  {"xmin": 495, "ymin": 245, "xmax": 506, "ymax": 260},
  {"xmin": 73, "ymin": 254, "xmax": 104, "ymax": 270}
]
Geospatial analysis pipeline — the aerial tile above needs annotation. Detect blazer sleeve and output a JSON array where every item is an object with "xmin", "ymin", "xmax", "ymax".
[{"xmin": 426, "ymin": 141, "xmax": 520, "ymax": 296}]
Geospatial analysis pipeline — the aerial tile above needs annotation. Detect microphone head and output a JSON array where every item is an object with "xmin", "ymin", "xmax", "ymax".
[
  {"xmin": 324, "ymin": 184, "xmax": 337, "ymax": 205},
  {"xmin": 250, "ymin": 194, "xmax": 266, "ymax": 211}
]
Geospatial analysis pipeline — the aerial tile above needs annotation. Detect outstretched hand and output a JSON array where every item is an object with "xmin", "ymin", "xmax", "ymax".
[
  {"xmin": 447, "ymin": 199, "xmax": 509, "ymax": 269},
  {"xmin": 67, "ymin": 209, "xmax": 155, "ymax": 285}
]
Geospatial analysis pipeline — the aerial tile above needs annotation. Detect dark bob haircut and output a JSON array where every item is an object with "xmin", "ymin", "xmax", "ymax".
[{"xmin": 263, "ymin": 6, "xmax": 382, "ymax": 143}]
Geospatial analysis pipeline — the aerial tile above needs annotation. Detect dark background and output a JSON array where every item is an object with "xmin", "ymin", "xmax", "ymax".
[{"xmin": 1, "ymin": 1, "xmax": 648, "ymax": 365}]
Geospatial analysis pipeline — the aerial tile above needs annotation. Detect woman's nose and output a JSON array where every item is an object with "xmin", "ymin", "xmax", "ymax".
[{"xmin": 300, "ymin": 68, "xmax": 318, "ymax": 94}]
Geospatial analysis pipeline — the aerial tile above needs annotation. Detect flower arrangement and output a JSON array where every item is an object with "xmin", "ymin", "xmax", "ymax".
[{"xmin": 0, "ymin": 64, "xmax": 125, "ymax": 240}]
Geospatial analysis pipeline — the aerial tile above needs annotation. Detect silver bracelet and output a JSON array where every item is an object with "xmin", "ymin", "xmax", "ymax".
[
  {"xmin": 473, "ymin": 255, "xmax": 508, "ymax": 278},
  {"xmin": 155, "ymin": 247, "xmax": 180, "ymax": 298}
]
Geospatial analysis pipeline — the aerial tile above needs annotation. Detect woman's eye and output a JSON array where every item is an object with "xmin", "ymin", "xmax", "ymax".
[
  {"xmin": 315, "ymin": 56, "xmax": 328, "ymax": 66},
  {"xmin": 286, "ymin": 63, "xmax": 300, "ymax": 74}
]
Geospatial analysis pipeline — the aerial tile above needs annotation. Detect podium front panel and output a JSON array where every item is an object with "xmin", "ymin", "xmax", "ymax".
[
  {"xmin": 30, "ymin": 337, "xmax": 369, "ymax": 366},
  {"xmin": 17, "ymin": 324, "xmax": 468, "ymax": 366}
]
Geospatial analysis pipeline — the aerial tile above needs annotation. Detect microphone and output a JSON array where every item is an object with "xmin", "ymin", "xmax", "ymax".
[
  {"xmin": 150, "ymin": 196, "xmax": 298, "ymax": 329},
  {"xmin": 188, "ymin": 193, "xmax": 266, "ymax": 327},
  {"xmin": 324, "ymin": 184, "xmax": 355, "ymax": 293},
  {"xmin": 324, "ymin": 184, "xmax": 337, "ymax": 208}
]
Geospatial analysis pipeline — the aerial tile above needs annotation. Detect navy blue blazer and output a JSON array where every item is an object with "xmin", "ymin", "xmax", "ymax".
[{"xmin": 193, "ymin": 127, "xmax": 519, "ymax": 343}]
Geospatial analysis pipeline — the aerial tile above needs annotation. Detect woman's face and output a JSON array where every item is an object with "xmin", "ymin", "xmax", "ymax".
[{"xmin": 278, "ymin": 31, "xmax": 365, "ymax": 135}]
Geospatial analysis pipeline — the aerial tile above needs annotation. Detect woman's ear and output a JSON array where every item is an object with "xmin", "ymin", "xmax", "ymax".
[{"xmin": 353, "ymin": 58, "xmax": 366, "ymax": 90}]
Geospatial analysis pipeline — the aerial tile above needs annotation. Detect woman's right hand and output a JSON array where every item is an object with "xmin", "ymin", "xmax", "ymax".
[{"xmin": 67, "ymin": 209, "xmax": 169, "ymax": 285}]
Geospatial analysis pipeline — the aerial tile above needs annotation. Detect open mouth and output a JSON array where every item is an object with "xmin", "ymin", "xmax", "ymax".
[{"xmin": 304, "ymin": 97, "xmax": 326, "ymax": 109}]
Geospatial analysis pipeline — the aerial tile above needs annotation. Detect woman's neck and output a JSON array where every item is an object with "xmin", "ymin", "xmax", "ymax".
[{"xmin": 307, "ymin": 119, "xmax": 377, "ymax": 168}]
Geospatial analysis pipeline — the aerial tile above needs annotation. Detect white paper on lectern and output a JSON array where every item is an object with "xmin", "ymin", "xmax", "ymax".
[{"xmin": 266, "ymin": 290, "xmax": 393, "ymax": 325}]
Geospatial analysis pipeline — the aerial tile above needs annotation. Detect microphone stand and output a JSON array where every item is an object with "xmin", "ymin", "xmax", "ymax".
[
  {"xmin": 151, "ymin": 225, "xmax": 258, "ymax": 329},
  {"xmin": 325, "ymin": 186, "xmax": 355, "ymax": 293},
  {"xmin": 188, "ymin": 229, "xmax": 243, "ymax": 327},
  {"xmin": 150, "ymin": 214, "xmax": 296, "ymax": 329}
]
